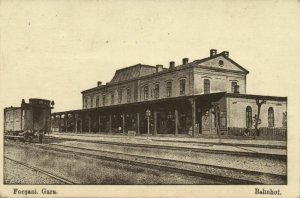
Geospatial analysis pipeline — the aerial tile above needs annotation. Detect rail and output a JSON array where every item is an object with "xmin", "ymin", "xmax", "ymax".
[{"xmin": 4, "ymin": 156, "xmax": 76, "ymax": 184}]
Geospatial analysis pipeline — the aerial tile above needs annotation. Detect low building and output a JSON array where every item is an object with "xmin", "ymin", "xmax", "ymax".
[{"xmin": 52, "ymin": 49, "xmax": 287, "ymax": 140}]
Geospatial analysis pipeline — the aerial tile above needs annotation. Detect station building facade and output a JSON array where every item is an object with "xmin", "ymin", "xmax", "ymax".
[{"xmin": 52, "ymin": 49, "xmax": 287, "ymax": 139}]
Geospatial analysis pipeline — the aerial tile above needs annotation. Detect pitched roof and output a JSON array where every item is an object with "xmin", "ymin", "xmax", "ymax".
[
  {"xmin": 110, "ymin": 64, "xmax": 157, "ymax": 83},
  {"xmin": 82, "ymin": 51, "xmax": 249, "ymax": 94}
]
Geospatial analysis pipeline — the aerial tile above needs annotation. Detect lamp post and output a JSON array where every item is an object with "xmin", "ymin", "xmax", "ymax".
[{"xmin": 146, "ymin": 109, "xmax": 151, "ymax": 139}]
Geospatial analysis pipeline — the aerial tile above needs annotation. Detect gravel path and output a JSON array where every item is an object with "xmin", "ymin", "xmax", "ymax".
[{"xmin": 4, "ymin": 158, "xmax": 65, "ymax": 185}]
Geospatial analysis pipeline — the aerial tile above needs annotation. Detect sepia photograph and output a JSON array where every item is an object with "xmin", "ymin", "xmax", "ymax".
[{"xmin": 0, "ymin": 0, "xmax": 299, "ymax": 197}]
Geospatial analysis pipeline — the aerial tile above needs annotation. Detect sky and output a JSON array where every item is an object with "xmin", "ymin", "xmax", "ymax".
[{"xmin": 1, "ymin": 0, "xmax": 300, "ymax": 113}]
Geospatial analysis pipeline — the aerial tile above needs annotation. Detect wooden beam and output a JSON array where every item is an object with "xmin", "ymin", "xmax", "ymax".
[
  {"xmin": 65, "ymin": 116, "xmax": 67, "ymax": 132},
  {"xmin": 122, "ymin": 113, "xmax": 125, "ymax": 135},
  {"xmin": 88, "ymin": 115, "xmax": 91, "ymax": 133},
  {"xmin": 154, "ymin": 111, "xmax": 157, "ymax": 136},
  {"xmin": 58, "ymin": 115, "xmax": 61, "ymax": 132},
  {"xmin": 190, "ymin": 99, "xmax": 196, "ymax": 137},
  {"xmin": 175, "ymin": 109, "xmax": 179, "ymax": 136},
  {"xmin": 80, "ymin": 118, "xmax": 83, "ymax": 133},
  {"xmin": 98, "ymin": 114, "xmax": 101, "ymax": 133},
  {"xmin": 74, "ymin": 115, "xmax": 77, "ymax": 133},
  {"xmin": 109, "ymin": 114, "xmax": 112, "ymax": 133},
  {"xmin": 137, "ymin": 112, "xmax": 140, "ymax": 136}
]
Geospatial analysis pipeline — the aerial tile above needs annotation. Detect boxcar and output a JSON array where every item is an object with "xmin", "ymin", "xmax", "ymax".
[{"xmin": 4, "ymin": 98, "xmax": 54, "ymax": 143}]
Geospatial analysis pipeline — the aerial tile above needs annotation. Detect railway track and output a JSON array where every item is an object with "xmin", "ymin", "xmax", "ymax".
[
  {"xmin": 30, "ymin": 142, "xmax": 286, "ymax": 184},
  {"xmin": 4, "ymin": 156, "xmax": 76, "ymax": 185},
  {"xmin": 47, "ymin": 136, "xmax": 287, "ymax": 160}
]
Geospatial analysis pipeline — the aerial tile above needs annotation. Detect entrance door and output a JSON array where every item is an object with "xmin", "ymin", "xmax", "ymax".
[{"xmin": 200, "ymin": 108, "xmax": 217, "ymax": 135}]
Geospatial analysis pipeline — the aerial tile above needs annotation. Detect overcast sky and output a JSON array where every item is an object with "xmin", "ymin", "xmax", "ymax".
[{"xmin": 1, "ymin": 0, "xmax": 300, "ymax": 113}]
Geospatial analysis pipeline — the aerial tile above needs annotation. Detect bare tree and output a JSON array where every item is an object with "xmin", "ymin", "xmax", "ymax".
[
  {"xmin": 212, "ymin": 102, "xmax": 221, "ymax": 142},
  {"xmin": 253, "ymin": 98, "xmax": 266, "ymax": 138}
]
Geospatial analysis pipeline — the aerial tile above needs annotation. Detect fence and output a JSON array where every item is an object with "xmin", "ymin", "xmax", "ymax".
[{"xmin": 227, "ymin": 127, "xmax": 287, "ymax": 140}]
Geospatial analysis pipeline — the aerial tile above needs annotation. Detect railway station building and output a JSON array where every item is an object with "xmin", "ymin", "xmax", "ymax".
[{"xmin": 51, "ymin": 49, "xmax": 287, "ymax": 140}]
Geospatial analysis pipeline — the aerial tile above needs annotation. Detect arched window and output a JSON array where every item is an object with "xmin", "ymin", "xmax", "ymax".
[
  {"xmin": 127, "ymin": 87, "xmax": 131, "ymax": 103},
  {"xmin": 118, "ymin": 89, "xmax": 123, "ymax": 103},
  {"xmin": 231, "ymin": 82, "xmax": 237, "ymax": 93},
  {"xmin": 144, "ymin": 86, "xmax": 149, "ymax": 100},
  {"xmin": 111, "ymin": 92, "xmax": 114, "ymax": 105},
  {"xmin": 84, "ymin": 97, "xmax": 88, "ymax": 109},
  {"xmin": 154, "ymin": 83, "xmax": 159, "ymax": 98},
  {"xmin": 96, "ymin": 96, "xmax": 99, "ymax": 107},
  {"xmin": 204, "ymin": 79, "xmax": 210, "ymax": 94},
  {"xmin": 179, "ymin": 79, "xmax": 185, "ymax": 95},
  {"xmin": 102, "ymin": 94, "xmax": 106, "ymax": 106},
  {"xmin": 246, "ymin": 106, "xmax": 252, "ymax": 128},
  {"xmin": 268, "ymin": 107, "xmax": 274, "ymax": 127},
  {"xmin": 166, "ymin": 81, "xmax": 172, "ymax": 97}
]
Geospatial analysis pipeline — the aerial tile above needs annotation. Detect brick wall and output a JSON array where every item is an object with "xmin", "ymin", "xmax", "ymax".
[
  {"xmin": 139, "ymin": 67, "xmax": 193, "ymax": 101},
  {"xmin": 227, "ymin": 97, "xmax": 287, "ymax": 128},
  {"xmin": 82, "ymin": 81, "xmax": 138, "ymax": 108},
  {"xmin": 194, "ymin": 68, "xmax": 246, "ymax": 95}
]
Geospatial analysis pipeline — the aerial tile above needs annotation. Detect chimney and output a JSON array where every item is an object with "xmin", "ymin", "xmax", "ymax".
[
  {"xmin": 210, "ymin": 49, "xmax": 217, "ymax": 57},
  {"xmin": 97, "ymin": 81, "xmax": 102, "ymax": 87},
  {"xmin": 169, "ymin": 61, "xmax": 175, "ymax": 69},
  {"xmin": 156, "ymin": 64, "xmax": 163, "ymax": 72},
  {"xmin": 223, "ymin": 51, "xmax": 229, "ymax": 57},
  {"xmin": 182, "ymin": 58, "xmax": 189, "ymax": 65}
]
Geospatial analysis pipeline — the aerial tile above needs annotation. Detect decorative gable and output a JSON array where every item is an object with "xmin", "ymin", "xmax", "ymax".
[{"xmin": 195, "ymin": 53, "xmax": 249, "ymax": 74}]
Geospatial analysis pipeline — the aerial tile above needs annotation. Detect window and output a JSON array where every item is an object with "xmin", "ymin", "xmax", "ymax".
[
  {"xmin": 218, "ymin": 60, "xmax": 224, "ymax": 67},
  {"xmin": 231, "ymin": 82, "xmax": 237, "ymax": 93},
  {"xmin": 144, "ymin": 86, "xmax": 149, "ymax": 100},
  {"xmin": 179, "ymin": 79, "xmax": 185, "ymax": 95},
  {"xmin": 90, "ymin": 97, "xmax": 93, "ymax": 108},
  {"xmin": 151, "ymin": 89, "xmax": 154, "ymax": 98},
  {"xmin": 246, "ymin": 106, "xmax": 252, "ymax": 128},
  {"xmin": 111, "ymin": 92, "xmax": 114, "ymax": 104},
  {"xmin": 102, "ymin": 95, "xmax": 106, "ymax": 106},
  {"xmin": 204, "ymin": 79, "xmax": 210, "ymax": 94},
  {"xmin": 118, "ymin": 89, "xmax": 122, "ymax": 103},
  {"xmin": 154, "ymin": 83, "xmax": 159, "ymax": 99},
  {"xmin": 166, "ymin": 82, "xmax": 172, "ymax": 97},
  {"xmin": 126, "ymin": 88, "xmax": 131, "ymax": 103},
  {"xmin": 268, "ymin": 107, "xmax": 274, "ymax": 127},
  {"xmin": 96, "ymin": 96, "xmax": 99, "ymax": 107}
]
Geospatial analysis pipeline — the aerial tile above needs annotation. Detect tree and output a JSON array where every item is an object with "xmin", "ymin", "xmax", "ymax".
[
  {"xmin": 282, "ymin": 112, "xmax": 287, "ymax": 128},
  {"xmin": 253, "ymin": 98, "xmax": 266, "ymax": 138},
  {"xmin": 212, "ymin": 102, "xmax": 221, "ymax": 142}
]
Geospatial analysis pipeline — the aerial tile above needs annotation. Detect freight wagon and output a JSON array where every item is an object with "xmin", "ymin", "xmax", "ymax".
[{"xmin": 4, "ymin": 98, "xmax": 54, "ymax": 143}]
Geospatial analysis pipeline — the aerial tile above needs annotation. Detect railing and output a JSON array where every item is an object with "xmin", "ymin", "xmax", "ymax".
[{"xmin": 228, "ymin": 127, "xmax": 287, "ymax": 140}]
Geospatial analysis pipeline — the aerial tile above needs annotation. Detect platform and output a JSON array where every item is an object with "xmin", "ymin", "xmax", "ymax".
[{"xmin": 47, "ymin": 132, "xmax": 287, "ymax": 157}]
